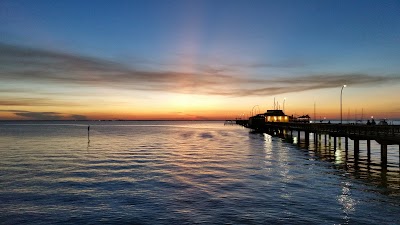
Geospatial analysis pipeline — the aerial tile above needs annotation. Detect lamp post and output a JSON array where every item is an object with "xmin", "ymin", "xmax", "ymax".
[
  {"xmin": 340, "ymin": 85, "xmax": 346, "ymax": 124},
  {"xmin": 283, "ymin": 98, "xmax": 286, "ymax": 113},
  {"xmin": 252, "ymin": 105, "xmax": 259, "ymax": 116}
]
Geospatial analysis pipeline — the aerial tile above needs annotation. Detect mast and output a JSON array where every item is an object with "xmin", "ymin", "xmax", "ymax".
[{"xmin": 314, "ymin": 101, "xmax": 316, "ymax": 122}]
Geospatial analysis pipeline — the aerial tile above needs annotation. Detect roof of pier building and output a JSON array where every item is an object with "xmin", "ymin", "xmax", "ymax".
[{"xmin": 264, "ymin": 110, "xmax": 286, "ymax": 116}]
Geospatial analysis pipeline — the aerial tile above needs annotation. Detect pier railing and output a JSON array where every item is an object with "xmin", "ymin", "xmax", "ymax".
[{"xmin": 259, "ymin": 122, "xmax": 400, "ymax": 143}]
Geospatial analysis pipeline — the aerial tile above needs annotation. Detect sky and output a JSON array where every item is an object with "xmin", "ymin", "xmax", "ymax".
[{"xmin": 1, "ymin": 0, "xmax": 399, "ymax": 120}]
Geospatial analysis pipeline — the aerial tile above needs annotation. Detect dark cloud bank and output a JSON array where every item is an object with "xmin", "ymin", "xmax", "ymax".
[
  {"xmin": 0, "ymin": 110, "xmax": 87, "ymax": 120},
  {"xmin": 1, "ymin": 42, "xmax": 399, "ymax": 98}
]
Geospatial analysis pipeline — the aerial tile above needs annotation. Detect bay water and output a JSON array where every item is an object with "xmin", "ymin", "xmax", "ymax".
[{"xmin": 0, "ymin": 121, "xmax": 399, "ymax": 224}]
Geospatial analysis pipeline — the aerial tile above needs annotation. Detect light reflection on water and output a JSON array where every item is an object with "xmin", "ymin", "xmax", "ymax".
[
  {"xmin": 338, "ymin": 181, "xmax": 356, "ymax": 223},
  {"xmin": 0, "ymin": 121, "xmax": 399, "ymax": 224}
]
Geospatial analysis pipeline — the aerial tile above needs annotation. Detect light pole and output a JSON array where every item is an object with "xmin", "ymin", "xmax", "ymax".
[
  {"xmin": 252, "ymin": 105, "xmax": 259, "ymax": 116},
  {"xmin": 283, "ymin": 98, "xmax": 286, "ymax": 113},
  {"xmin": 340, "ymin": 85, "xmax": 346, "ymax": 124}
]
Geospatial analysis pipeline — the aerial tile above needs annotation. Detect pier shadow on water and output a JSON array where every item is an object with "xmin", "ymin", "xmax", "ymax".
[{"xmin": 251, "ymin": 130, "xmax": 400, "ymax": 194}]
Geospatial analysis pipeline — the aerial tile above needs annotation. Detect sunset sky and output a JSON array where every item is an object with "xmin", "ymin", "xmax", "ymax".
[{"xmin": 1, "ymin": 0, "xmax": 399, "ymax": 120}]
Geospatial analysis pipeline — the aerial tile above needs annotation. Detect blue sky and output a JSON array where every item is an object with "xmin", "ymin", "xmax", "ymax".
[
  {"xmin": 1, "ymin": 0, "xmax": 400, "ymax": 120},
  {"xmin": 2, "ymin": 0, "xmax": 399, "ymax": 71}
]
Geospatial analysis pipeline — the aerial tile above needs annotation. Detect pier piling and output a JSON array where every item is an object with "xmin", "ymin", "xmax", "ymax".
[
  {"xmin": 298, "ymin": 130, "xmax": 301, "ymax": 146},
  {"xmin": 381, "ymin": 143, "xmax": 388, "ymax": 166},
  {"xmin": 333, "ymin": 136, "xmax": 337, "ymax": 151},
  {"xmin": 305, "ymin": 131, "xmax": 310, "ymax": 147},
  {"xmin": 381, "ymin": 143, "xmax": 387, "ymax": 165},
  {"xmin": 367, "ymin": 140, "xmax": 371, "ymax": 162},
  {"xmin": 354, "ymin": 139, "xmax": 360, "ymax": 159}
]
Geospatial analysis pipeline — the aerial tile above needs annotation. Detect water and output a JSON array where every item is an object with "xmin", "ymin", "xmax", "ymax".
[{"xmin": 0, "ymin": 121, "xmax": 399, "ymax": 224}]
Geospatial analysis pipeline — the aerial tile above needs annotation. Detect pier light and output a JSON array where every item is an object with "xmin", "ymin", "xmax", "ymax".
[{"xmin": 340, "ymin": 85, "xmax": 347, "ymax": 124}]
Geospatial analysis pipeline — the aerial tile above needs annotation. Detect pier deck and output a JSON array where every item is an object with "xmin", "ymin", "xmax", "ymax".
[{"xmin": 264, "ymin": 122, "xmax": 400, "ymax": 144}]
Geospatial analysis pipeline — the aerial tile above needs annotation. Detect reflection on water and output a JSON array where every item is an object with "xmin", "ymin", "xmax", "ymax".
[
  {"xmin": 338, "ymin": 181, "xmax": 356, "ymax": 223},
  {"xmin": 0, "ymin": 121, "xmax": 399, "ymax": 224},
  {"xmin": 282, "ymin": 131, "xmax": 400, "ymax": 192},
  {"xmin": 335, "ymin": 147, "xmax": 344, "ymax": 164}
]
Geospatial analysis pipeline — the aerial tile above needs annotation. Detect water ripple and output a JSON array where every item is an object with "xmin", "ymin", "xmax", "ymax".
[{"xmin": 0, "ymin": 121, "xmax": 399, "ymax": 224}]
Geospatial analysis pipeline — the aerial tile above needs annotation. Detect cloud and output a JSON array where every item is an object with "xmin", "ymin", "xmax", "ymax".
[
  {"xmin": 229, "ymin": 60, "xmax": 308, "ymax": 69},
  {"xmin": 0, "ymin": 110, "xmax": 29, "ymax": 113},
  {"xmin": 14, "ymin": 111, "xmax": 64, "ymax": 120},
  {"xmin": 1, "ymin": 42, "xmax": 399, "ymax": 97},
  {"xmin": 0, "ymin": 109, "xmax": 88, "ymax": 120},
  {"xmin": 0, "ymin": 97, "xmax": 83, "ymax": 107}
]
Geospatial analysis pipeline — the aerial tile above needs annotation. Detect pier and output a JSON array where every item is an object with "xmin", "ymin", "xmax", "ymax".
[{"xmin": 240, "ymin": 120, "xmax": 400, "ymax": 168}]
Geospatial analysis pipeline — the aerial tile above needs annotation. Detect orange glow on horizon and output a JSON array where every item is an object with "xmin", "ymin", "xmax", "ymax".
[{"xmin": 1, "ymin": 87, "xmax": 400, "ymax": 121}]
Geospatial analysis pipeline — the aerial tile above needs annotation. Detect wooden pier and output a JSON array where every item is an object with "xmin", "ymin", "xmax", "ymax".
[{"xmin": 241, "ymin": 121, "xmax": 400, "ymax": 168}]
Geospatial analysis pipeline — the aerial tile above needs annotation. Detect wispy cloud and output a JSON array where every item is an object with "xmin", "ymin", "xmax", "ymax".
[
  {"xmin": 14, "ymin": 111, "xmax": 64, "ymax": 120},
  {"xmin": 229, "ymin": 60, "xmax": 308, "ymax": 69},
  {"xmin": 0, "ymin": 110, "xmax": 88, "ymax": 120},
  {"xmin": 0, "ymin": 97, "xmax": 83, "ymax": 107},
  {"xmin": 1, "ymin": 42, "xmax": 399, "ymax": 98}
]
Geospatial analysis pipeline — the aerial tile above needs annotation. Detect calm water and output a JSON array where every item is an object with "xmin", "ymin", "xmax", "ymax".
[{"xmin": 0, "ymin": 121, "xmax": 399, "ymax": 224}]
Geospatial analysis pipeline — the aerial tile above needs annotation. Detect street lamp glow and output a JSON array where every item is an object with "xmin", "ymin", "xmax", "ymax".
[{"xmin": 340, "ymin": 85, "xmax": 347, "ymax": 124}]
